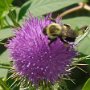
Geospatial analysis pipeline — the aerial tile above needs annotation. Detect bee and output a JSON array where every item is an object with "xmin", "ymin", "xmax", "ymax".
[{"xmin": 43, "ymin": 19, "xmax": 88, "ymax": 46}]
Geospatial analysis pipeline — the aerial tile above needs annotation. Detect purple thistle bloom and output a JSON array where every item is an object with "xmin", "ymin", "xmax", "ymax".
[{"xmin": 7, "ymin": 14, "xmax": 76, "ymax": 85}]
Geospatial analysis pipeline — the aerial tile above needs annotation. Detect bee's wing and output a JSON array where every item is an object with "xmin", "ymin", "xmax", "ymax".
[{"xmin": 75, "ymin": 26, "xmax": 90, "ymax": 45}]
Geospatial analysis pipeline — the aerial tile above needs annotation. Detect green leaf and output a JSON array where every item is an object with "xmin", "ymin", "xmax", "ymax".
[
  {"xmin": 29, "ymin": 0, "xmax": 83, "ymax": 16},
  {"xmin": 0, "ymin": 50, "xmax": 11, "ymax": 65},
  {"xmin": 18, "ymin": 1, "xmax": 32, "ymax": 21},
  {"xmin": 75, "ymin": 26, "xmax": 90, "ymax": 55},
  {"xmin": 0, "ymin": 79, "xmax": 10, "ymax": 90},
  {"xmin": 18, "ymin": 0, "xmax": 83, "ymax": 20},
  {"xmin": 0, "ymin": 28, "xmax": 14, "ymax": 41},
  {"xmin": 84, "ymin": 59, "xmax": 90, "ymax": 64},
  {"xmin": 82, "ymin": 78, "xmax": 90, "ymax": 90},
  {"xmin": 0, "ymin": 50, "xmax": 11, "ymax": 78},
  {"xmin": 0, "ymin": 69, "xmax": 8, "ymax": 78},
  {"xmin": 0, "ymin": 0, "xmax": 13, "ymax": 19},
  {"xmin": 62, "ymin": 17, "xmax": 90, "ymax": 28},
  {"xmin": 0, "ymin": 86, "xmax": 3, "ymax": 90}
]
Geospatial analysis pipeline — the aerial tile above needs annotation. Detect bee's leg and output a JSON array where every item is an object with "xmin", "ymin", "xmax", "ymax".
[
  {"xmin": 59, "ymin": 37, "xmax": 70, "ymax": 50},
  {"xmin": 48, "ymin": 38, "xmax": 57, "ymax": 46},
  {"xmin": 48, "ymin": 18, "xmax": 56, "ymax": 23},
  {"xmin": 59, "ymin": 37, "xmax": 68, "ymax": 45},
  {"xmin": 51, "ymin": 19, "xmax": 56, "ymax": 23}
]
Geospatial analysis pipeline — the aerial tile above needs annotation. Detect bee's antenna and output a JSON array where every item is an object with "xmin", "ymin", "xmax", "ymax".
[{"xmin": 47, "ymin": 18, "xmax": 56, "ymax": 23}]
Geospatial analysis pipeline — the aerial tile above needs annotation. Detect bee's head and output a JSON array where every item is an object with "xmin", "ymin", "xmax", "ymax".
[{"xmin": 43, "ymin": 23, "xmax": 62, "ymax": 39}]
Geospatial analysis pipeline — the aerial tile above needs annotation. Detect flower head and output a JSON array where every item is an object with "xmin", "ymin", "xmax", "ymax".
[{"xmin": 7, "ymin": 14, "xmax": 76, "ymax": 85}]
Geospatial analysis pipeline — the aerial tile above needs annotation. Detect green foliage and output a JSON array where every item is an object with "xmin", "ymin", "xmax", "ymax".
[
  {"xmin": 0, "ymin": 79, "xmax": 10, "ymax": 90},
  {"xmin": 18, "ymin": 1, "xmax": 32, "ymax": 21},
  {"xmin": 62, "ymin": 17, "xmax": 90, "ymax": 28},
  {"xmin": 75, "ymin": 26, "xmax": 90, "ymax": 55},
  {"xmin": 18, "ymin": 0, "xmax": 84, "ymax": 21},
  {"xmin": 0, "ymin": 50, "xmax": 11, "ymax": 64},
  {"xmin": 29, "ymin": 0, "xmax": 84, "ymax": 16},
  {"xmin": 82, "ymin": 78, "xmax": 90, "ymax": 90},
  {"xmin": 0, "ymin": 69, "xmax": 8, "ymax": 78},
  {"xmin": 0, "ymin": 0, "xmax": 13, "ymax": 19},
  {"xmin": 0, "ymin": 50, "xmax": 11, "ymax": 78},
  {"xmin": 0, "ymin": 28, "xmax": 14, "ymax": 40}
]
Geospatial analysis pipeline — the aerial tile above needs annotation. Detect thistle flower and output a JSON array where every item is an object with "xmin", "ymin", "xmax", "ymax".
[{"xmin": 7, "ymin": 14, "xmax": 76, "ymax": 85}]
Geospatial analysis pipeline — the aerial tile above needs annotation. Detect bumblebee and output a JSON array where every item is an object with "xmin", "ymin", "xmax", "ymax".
[{"xmin": 43, "ymin": 21, "xmax": 87, "ymax": 45}]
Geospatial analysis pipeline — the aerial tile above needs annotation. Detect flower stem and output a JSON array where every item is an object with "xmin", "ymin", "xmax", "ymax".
[
  {"xmin": 57, "ymin": 2, "xmax": 90, "ymax": 18},
  {"xmin": 84, "ymin": 4, "xmax": 90, "ymax": 11}
]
